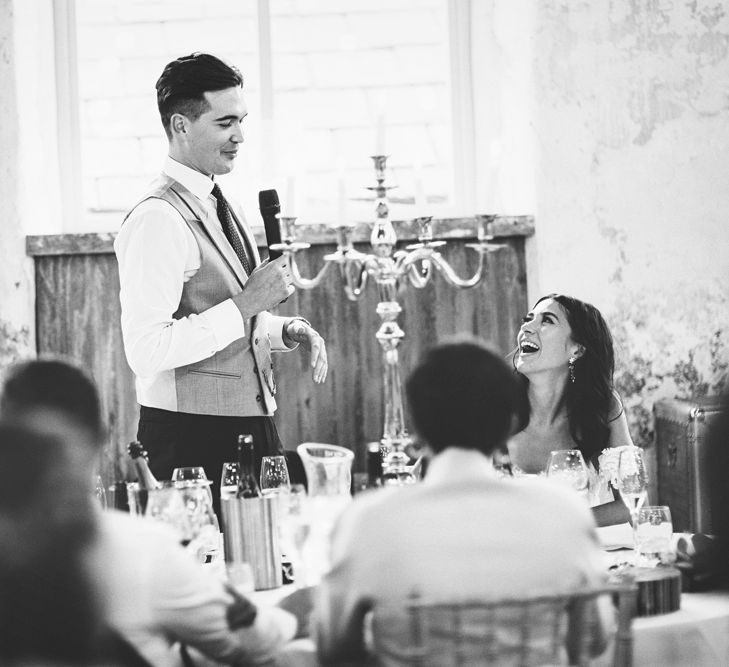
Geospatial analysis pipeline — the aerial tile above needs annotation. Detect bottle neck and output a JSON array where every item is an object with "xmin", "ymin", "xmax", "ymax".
[
  {"xmin": 236, "ymin": 436, "xmax": 261, "ymax": 498},
  {"xmin": 132, "ymin": 457, "xmax": 159, "ymax": 490}
]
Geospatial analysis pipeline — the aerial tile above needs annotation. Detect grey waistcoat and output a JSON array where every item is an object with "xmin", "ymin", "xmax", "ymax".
[{"xmin": 124, "ymin": 175, "xmax": 277, "ymax": 417}]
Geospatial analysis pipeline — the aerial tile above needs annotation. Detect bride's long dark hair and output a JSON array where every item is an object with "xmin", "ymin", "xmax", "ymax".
[{"xmin": 513, "ymin": 293, "xmax": 617, "ymax": 467}]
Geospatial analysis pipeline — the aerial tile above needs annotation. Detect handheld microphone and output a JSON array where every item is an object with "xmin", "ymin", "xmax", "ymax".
[{"xmin": 258, "ymin": 189, "xmax": 282, "ymax": 260}]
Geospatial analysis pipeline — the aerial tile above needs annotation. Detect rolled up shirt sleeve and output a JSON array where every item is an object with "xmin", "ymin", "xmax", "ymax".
[{"xmin": 114, "ymin": 199, "xmax": 246, "ymax": 379}]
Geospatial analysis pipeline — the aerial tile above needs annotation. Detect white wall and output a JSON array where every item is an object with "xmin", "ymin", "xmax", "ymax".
[
  {"xmin": 0, "ymin": 0, "xmax": 59, "ymax": 366},
  {"xmin": 476, "ymin": 0, "xmax": 729, "ymax": 444}
]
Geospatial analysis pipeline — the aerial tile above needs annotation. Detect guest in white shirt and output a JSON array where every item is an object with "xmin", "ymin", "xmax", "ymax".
[
  {"xmin": 114, "ymin": 52, "xmax": 327, "ymax": 510},
  {"xmin": 0, "ymin": 358, "xmax": 297, "ymax": 667},
  {"xmin": 314, "ymin": 338, "xmax": 611, "ymax": 666}
]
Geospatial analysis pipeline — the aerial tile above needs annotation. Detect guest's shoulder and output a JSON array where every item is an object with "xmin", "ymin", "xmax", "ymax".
[
  {"xmin": 100, "ymin": 508, "xmax": 182, "ymax": 546},
  {"xmin": 512, "ymin": 476, "xmax": 595, "ymax": 518}
]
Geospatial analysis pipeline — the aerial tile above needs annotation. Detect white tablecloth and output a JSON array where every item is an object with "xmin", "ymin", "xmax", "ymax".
[
  {"xmin": 254, "ymin": 582, "xmax": 729, "ymax": 666},
  {"xmin": 631, "ymin": 591, "xmax": 729, "ymax": 666}
]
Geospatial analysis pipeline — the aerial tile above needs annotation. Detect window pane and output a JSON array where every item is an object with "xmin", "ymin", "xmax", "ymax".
[
  {"xmin": 74, "ymin": 0, "xmax": 453, "ymax": 228},
  {"xmin": 268, "ymin": 0, "xmax": 452, "ymax": 225},
  {"xmin": 75, "ymin": 0, "xmax": 259, "ymax": 226}
]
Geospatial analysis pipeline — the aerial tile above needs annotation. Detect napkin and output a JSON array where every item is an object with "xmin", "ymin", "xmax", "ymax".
[{"xmin": 596, "ymin": 522, "xmax": 634, "ymax": 550}]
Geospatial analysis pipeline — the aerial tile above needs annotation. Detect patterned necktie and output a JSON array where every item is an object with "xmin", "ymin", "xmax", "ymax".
[{"xmin": 211, "ymin": 183, "xmax": 252, "ymax": 275}]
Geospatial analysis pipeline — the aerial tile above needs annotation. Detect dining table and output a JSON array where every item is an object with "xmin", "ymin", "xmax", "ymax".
[{"xmin": 247, "ymin": 524, "xmax": 729, "ymax": 666}]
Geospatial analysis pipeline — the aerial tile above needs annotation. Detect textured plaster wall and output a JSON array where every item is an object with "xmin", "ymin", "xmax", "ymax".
[
  {"xmin": 0, "ymin": 0, "xmax": 35, "ymax": 368},
  {"xmin": 530, "ymin": 0, "xmax": 729, "ymax": 445}
]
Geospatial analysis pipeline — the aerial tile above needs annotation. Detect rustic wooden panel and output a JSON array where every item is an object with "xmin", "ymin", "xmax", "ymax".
[
  {"xmin": 270, "ymin": 237, "xmax": 528, "ymax": 472},
  {"xmin": 33, "ymin": 227, "xmax": 528, "ymax": 480},
  {"xmin": 35, "ymin": 253, "xmax": 137, "ymax": 483}
]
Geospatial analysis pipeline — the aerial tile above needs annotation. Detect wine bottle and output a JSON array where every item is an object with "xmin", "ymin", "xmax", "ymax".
[
  {"xmin": 236, "ymin": 434, "xmax": 262, "ymax": 499},
  {"xmin": 127, "ymin": 441, "xmax": 160, "ymax": 490},
  {"xmin": 366, "ymin": 441, "xmax": 383, "ymax": 489}
]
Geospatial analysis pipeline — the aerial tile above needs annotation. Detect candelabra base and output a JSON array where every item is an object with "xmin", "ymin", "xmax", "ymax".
[{"xmin": 381, "ymin": 440, "xmax": 416, "ymax": 487}]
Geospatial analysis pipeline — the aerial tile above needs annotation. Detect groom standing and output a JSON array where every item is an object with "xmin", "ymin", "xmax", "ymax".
[{"xmin": 114, "ymin": 52, "xmax": 327, "ymax": 506}]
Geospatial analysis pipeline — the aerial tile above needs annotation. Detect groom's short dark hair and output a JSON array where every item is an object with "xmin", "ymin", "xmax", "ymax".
[{"xmin": 156, "ymin": 52, "xmax": 243, "ymax": 138}]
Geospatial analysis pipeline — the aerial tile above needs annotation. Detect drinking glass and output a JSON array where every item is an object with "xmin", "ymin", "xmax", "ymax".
[
  {"xmin": 220, "ymin": 462, "xmax": 240, "ymax": 499},
  {"xmin": 279, "ymin": 484, "xmax": 311, "ymax": 586},
  {"xmin": 259, "ymin": 456, "xmax": 291, "ymax": 496},
  {"xmin": 545, "ymin": 449, "xmax": 589, "ymax": 500},
  {"xmin": 636, "ymin": 505, "xmax": 673, "ymax": 564},
  {"xmin": 616, "ymin": 447, "xmax": 648, "ymax": 552},
  {"xmin": 145, "ymin": 483, "xmax": 194, "ymax": 545},
  {"xmin": 172, "ymin": 466, "xmax": 208, "ymax": 483},
  {"xmin": 94, "ymin": 474, "xmax": 108, "ymax": 509},
  {"xmin": 175, "ymin": 479, "xmax": 221, "ymax": 563}
]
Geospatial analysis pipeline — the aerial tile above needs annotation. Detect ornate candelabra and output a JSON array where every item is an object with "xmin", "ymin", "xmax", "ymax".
[{"xmin": 271, "ymin": 155, "xmax": 504, "ymax": 482}]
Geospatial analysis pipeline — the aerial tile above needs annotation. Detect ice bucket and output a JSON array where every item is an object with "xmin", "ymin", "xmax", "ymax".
[{"xmin": 221, "ymin": 494, "xmax": 282, "ymax": 590}]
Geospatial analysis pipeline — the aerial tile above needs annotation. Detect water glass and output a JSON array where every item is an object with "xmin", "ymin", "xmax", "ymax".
[
  {"xmin": 145, "ymin": 482, "xmax": 194, "ymax": 545},
  {"xmin": 94, "ymin": 474, "xmax": 108, "ymax": 508},
  {"xmin": 126, "ymin": 481, "xmax": 148, "ymax": 515},
  {"xmin": 260, "ymin": 455, "xmax": 291, "ymax": 496},
  {"xmin": 545, "ymin": 449, "xmax": 589, "ymax": 500},
  {"xmin": 636, "ymin": 505, "xmax": 673, "ymax": 563},
  {"xmin": 178, "ymin": 479, "xmax": 220, "ymax": 547},
  {"xmin": 279, "ymin": 484, "xmax": 311, "ymax": 585},
  {"xmin": 220, "ymin": 462, "xmax": 240, "ymax": 499}
]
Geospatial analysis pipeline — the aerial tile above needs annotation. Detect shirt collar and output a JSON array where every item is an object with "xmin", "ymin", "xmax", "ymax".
[
  {"xmin": 163, "ymin": 156, "xmax": 215, "ymax": 201},
  {"xmin": 424, "ymin": 447, "xmax": 497, "ymax": 486}
]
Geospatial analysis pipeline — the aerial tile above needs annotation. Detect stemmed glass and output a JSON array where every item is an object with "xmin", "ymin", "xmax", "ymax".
[
  {"xmin": 220, "ymin": 462, "xmax": 240, "ymax": 499},
  {"xmin": 172, "ymin": 466, "xmax": 208, "ymax": 483},
  {"xmin": 545, "ymin": 449, "xmax": 590, "ymax": 501},
  {"xmin": 260, "ymin": 456, "xmax": 291, "ymax": 497},
  {"xmin": 616, "ymin": 447, "xmax": 648, "ymax": 552}
]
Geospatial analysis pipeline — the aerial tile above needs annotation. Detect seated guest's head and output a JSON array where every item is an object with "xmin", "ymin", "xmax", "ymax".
[
  {"xmin": 0, "ymin": 423, "xmax": 101, "ymax": 665},
  {"xmin": 0, "ymin": 358, "xmax": 104, "ymax": 456},
  {"xmin": 406, "ymin": 337, "xmax": 521, "ymax": 456}
]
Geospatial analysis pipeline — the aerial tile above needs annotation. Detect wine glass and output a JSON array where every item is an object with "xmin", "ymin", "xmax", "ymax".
[
  {"xmin": 616, "ymin": 447, "xmax": 648, "ymax": 553},
  {"xmin": 545, "ymin": 449, "xmax": 589, "ymax": 500},
  {"xmin": 259, "ymin": 455, "xmax": 291, "ymax": 497},
  {"xmin": 171, "ymin": 466, "xmax": 208, "ymax": 483},
  {"xmin": 220, "ymin": 462, "xmax": 240, "ymax": 499}
]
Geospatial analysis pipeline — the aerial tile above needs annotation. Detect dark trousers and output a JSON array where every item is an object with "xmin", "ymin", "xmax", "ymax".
[{"xmin": 136, "ymin": 406, "xmax": 284, "ymax": 518}]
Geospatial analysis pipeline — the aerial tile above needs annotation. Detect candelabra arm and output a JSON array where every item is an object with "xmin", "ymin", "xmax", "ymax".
[
  {"xmin": 288, "ymin": 252, "xmax": 331, "ymax": 290},
  {"xmin": 395, "ymin": 247, "xmax": 436, "ymax": 288},
  {"xmin": 429, "ymin": 250, "xmax": 486, "ymax": 289},
  {"xmin": 338, "ymin": 257, "xmax": 370, "ymax": 301},
  {"xmin": 405, "ymin": 262, "xmax": 431, "ymax": 288}
]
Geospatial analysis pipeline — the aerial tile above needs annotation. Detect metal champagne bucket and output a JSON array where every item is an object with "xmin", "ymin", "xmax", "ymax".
[{"xmin": 221, "ymin": 494, "xmax": 282, "ymax": 590}]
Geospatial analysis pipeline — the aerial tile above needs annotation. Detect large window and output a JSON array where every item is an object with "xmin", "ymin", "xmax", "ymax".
[{"xmin": 70, "ymin": 0, "xmax": 465, "ymax": 229}]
